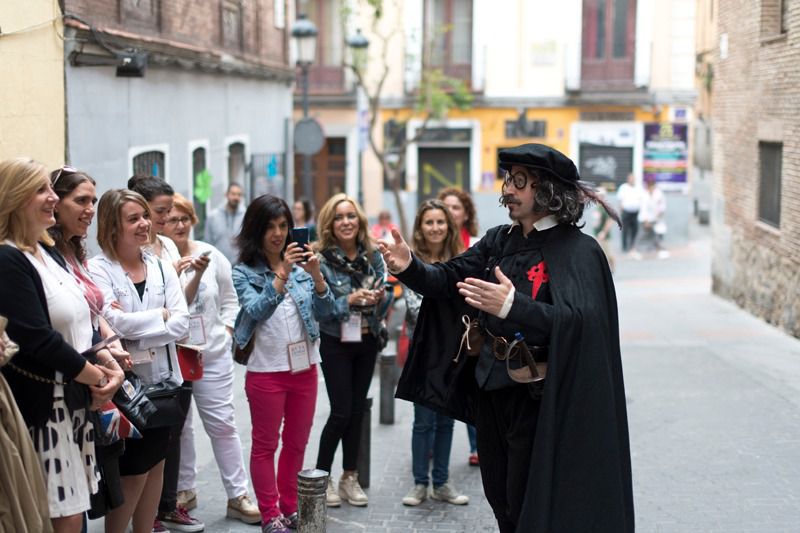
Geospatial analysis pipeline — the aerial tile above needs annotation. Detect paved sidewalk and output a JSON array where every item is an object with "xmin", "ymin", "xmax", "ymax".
[{"xmin": 90, "ymin": 222, "xmax": 800, "ymax": 532}]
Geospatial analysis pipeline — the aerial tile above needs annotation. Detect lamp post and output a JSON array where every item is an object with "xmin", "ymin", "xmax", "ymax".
[
  {"xmin": 347, "ymin": 29, "xmax": 369, "ymax": 207},
  {"xmin": 291, "ymin": 14, "xmax": 318, "ymax": 202}
]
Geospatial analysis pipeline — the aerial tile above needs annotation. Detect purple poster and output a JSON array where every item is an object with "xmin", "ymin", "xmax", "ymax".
[{"xmin": 643, "ymin": 123, "xmax": 688, "ymax": 184}]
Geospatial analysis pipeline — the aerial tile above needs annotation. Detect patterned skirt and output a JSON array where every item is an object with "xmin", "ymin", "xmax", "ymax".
[{"xmin": 29, "ymin": 382, "xmax": 100, "ymax": 518}]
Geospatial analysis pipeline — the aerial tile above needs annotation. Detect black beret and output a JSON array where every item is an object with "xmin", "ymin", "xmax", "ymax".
[{"xmin": 498, "ymin": 143, "xmax": 579, "ymax": 185}]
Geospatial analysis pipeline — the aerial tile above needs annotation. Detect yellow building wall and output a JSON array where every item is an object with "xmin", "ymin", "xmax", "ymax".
[
  {"xmin": 0, "ymin": 0, "xmax": 65, "ymax": 167},
  {"xmin": 381, "ymin": 105, "xmax": 663, "ymax": 192}
]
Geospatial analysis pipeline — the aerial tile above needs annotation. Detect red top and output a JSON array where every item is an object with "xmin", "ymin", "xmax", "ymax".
[{"xmin": 459, "ymin": 226, "xmax": 471, "ymax": 249}]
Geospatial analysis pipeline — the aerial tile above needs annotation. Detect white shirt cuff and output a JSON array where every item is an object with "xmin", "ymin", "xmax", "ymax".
[{"xmin": 498, "ymin": 286, "xmax": 515, "ymax": 319}]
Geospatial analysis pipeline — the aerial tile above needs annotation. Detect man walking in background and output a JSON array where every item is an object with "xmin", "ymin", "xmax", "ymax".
[
  {"xmin": 205, "ymin": 182, "xmax": 245, "ymax": 261},
  {"xmin": 617, "ymin": 173, "xmax": 642, "ymax": 255}
]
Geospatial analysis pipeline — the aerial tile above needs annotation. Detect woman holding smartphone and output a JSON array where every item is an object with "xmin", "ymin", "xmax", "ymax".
[
  {"xmin": 313, "ymin": 193, "xmax": 389, "ymax": 508},
  {"xmin": 161, "ymin": 194, "xmax": 261, "ymax": 525},
  {"xmin": 89, "ymin": 189, "xmax": 189, "ymax": 533},
  {"xmin": 232, "ymin": 194, "xmax": 333, "ymax": 533}
]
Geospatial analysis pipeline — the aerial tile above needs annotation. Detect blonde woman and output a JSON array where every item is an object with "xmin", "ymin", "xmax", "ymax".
[
  {"xmin": 0, "ymin": 158, "xmax": 115, "ymax": 533},
  {"xmin": 88, "ymin": 189, "xmax": 189, "ymax": 533},
  {"xmin": 313, "ymin": 194, "xmax": 389, "ymax": 507}
]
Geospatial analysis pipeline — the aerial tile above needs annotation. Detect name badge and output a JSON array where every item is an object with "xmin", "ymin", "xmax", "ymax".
[
  {"xmin": 341, "ymin": 313, "xmax": 362, "ymax": 343},
  {"xmin": 188, "ymin": 315, "xmax": 207, "ymax": 346},
  {"xmin": 288, "ymin": 341, "xmax": 311, "ymax": 374}
]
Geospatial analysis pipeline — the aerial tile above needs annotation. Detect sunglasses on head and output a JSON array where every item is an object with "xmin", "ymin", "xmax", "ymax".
[{"xmin": 50, "ymin": 166, "xmax": 78, "ymax": 188}]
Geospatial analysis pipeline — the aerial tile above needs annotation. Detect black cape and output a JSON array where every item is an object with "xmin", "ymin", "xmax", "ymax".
[{"xmin": 395, "ymin": 223, "xmax": 634, "ymax": 533}]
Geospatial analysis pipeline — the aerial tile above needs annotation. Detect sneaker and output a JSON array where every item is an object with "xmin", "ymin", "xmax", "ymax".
[
  {"xmin": 402, "ymin": 484, "xmax": 428, "ymax": 506},
  {"xmin": 282, "ymin": 512, "xmax": 298, "ymax": 529},
  {"xmin": 158, "ymin": 507, "xmax": 205, "ymax": 532},
  {"xmin": 325, "ymin": 477, "xmax": 341, "ymax": 507},
  {"xmin": 227, "ymin": 493, "xmax": 261, "ymax": 525},
  {"xmin": 261, "ymin": 516, "xmax": 290, "ymax": 533},
  {"xmin": 177, "ymin": 489, "xmax": 197, "ymax": 511},
  {"xmin": 468, "ymin": 452, "xmax": 479, "ymax": 466},
  {"xmin": 152, "ymin": 519, "xmax": 171, "ymax": 533},
  {"xmin": 431, "ymin": 482, "xmax": 469, "ymax": 505},
  {"xmin": 657, "ymin": 250, "xmax": 671, "ymax": 259},
  {"xmin": 338, "ymin": 472, "xmax": 368, "ymax": 506}
]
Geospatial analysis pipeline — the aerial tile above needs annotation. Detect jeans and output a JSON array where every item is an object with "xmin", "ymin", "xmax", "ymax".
[
  {"xmin": 621, "ymin": 210, "xmax": 639, "ymax": 252},
  {"xmin": 411, "ymin": 404, "xmax": 455, "ymax": 487},
  {"xmin": 245, "ymin": 367, "xmax": 318, "ymax": 521},
  {"xmin": 467, "ymin": 424, "xmax": 477, "ymax": 454}
]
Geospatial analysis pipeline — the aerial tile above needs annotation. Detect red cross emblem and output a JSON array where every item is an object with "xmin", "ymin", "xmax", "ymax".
[{"xmin": 527, "ymin": 261, "xmax": 549, "ymax": 300}]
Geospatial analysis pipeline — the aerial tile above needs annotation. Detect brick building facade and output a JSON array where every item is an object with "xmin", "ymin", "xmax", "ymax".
[{"xmin": 711, "ymin": 0, "xmax": 800, "ymax": 337}]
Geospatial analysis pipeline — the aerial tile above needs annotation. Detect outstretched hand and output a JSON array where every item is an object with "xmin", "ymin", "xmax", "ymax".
[
  {"xmin": 457, "ymin": 266, "xmax": 515, "ymax": 317},
  {"xmin": 377, "ymin": 228, "xmax": 412, "ymax": 273}
]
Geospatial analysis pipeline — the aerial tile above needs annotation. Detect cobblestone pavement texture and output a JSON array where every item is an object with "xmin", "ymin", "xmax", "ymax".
[{"xmin": 89, "ymin": 222, "xmax": 800, "ymax": 532}]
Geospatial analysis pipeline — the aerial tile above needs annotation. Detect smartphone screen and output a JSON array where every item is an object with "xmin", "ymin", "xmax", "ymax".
[{"xmin": 292, "ymin": 227, "xmax": 310, "ymax": 249}]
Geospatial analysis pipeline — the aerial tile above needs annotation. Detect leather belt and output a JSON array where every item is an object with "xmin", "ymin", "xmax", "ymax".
[{"xmin": 483, "ymin": 328, "xmax": 547, "ymax": 361}]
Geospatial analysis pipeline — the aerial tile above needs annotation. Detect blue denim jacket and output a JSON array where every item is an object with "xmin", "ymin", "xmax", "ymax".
[
  {"xmin": 231, "ymin": 260, "xmax": 334, "ymax": 349},
  {"xmin": 317, "ymin": 248, "xmax": 388, "ymax": 338}
]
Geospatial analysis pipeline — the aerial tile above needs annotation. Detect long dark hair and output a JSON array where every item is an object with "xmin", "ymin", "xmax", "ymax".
[
  {"xmin": 48, "ymin": 168, "xmax": 96, "ymax": 262},
  {"xmin": 127, "ymin": 175, "xmax": 174, "ymax": 201},
  {"xmin": 237, "ymin": 194, "xmax": 294, "ymax": 266}
]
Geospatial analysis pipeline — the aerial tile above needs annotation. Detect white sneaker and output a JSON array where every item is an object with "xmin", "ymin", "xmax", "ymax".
[
  {"xmin": 338, "ymin": 472, "xmax": 368, "ymax": 506},
  {"xmin": 657, "ymin": 250, "xmax": 671, "ymax": 259},
  {"xmin": 325, "ymin": 477, "xmax": 341, "ymax": 507},
  {"xmin": 431, "ymin": 482, "xmax": 469, "ymax": 505},
  {"xmin": 402, "ymin": 484, "xmax": 428, "ymax": 506}
]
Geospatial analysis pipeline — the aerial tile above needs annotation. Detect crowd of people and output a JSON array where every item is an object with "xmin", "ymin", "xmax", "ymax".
[{"xmin": 0, "ymin": 142, "xmax": 633, "ymax": 533}]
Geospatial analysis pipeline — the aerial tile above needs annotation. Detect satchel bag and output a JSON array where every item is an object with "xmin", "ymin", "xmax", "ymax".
[
  {"xmin": 232, "ymin": 334, "xmax": 255, "ymax": 366},
  {"xmin": 113, "ymin": 371, "xmax": 157, "ymax": 430},
  {"xmin": 141, "ymin": 371, "xmax": 184, "ymax": 429}
]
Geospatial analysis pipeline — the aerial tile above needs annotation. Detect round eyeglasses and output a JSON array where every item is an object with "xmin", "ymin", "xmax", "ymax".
[{"xmin": 502, "ymin": 169, "xmax": 533, "ymax": 190}]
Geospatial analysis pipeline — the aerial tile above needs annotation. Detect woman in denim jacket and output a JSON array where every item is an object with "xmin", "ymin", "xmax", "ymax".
[
  {"xmin": 312, "ymin": 193, "xmax": 389, "ymax": 508},
  {"xmin": 231, "ymin": 194, "xmax": 333, "ymax": 533}
]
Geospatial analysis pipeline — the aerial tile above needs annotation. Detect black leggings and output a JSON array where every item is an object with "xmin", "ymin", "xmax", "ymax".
[{"xmin": 315, "ymin": 332, "xmax": 378, "ymax": 472}]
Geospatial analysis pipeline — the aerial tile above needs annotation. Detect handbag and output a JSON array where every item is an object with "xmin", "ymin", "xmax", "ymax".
[
  {"xmin": 140, "ymin": 341, "xmax": 187, "ymax": 429},
  {"xmin": 112, "ymin": 371, "xmax": 157, "ymax": 431},
  {"xmin": 176, "ymin": 343, "xmax": 203, "ymax": 381},
  {"xmin": 232, "ymin": 334, "xmax": 255, "ymax": 366}
]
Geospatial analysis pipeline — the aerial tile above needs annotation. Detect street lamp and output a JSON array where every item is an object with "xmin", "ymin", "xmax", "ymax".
[
  {"xmin": 347, "ymin": 29, "xmax": 369, "ymax": 206},
  {"xmin": 291, "ymin": 14, "xmax": 318, "ymax": 202}
]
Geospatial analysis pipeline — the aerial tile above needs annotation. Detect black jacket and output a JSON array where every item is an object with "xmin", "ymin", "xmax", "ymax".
[
  {"xmin": 395, "ymin": 223, "xmax": 634, "ymax": 533},
  {"xmin": 0, "ymin": 245, "xmax": 88, "ymax": 427}
]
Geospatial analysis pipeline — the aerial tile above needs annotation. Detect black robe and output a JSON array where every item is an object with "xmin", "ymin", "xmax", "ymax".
[{"xmin": 395, "ymin": 223, "xmax": 634, "ymax": 533}]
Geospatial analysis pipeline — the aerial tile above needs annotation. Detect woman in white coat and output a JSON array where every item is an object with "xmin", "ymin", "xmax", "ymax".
[
  {"xmin": 162, "ymin": 194, "xmax": 261, "ymax": 524},
  {"xmin": 88, "ymin": 189, "xmax": 189, "ymax": 533}
]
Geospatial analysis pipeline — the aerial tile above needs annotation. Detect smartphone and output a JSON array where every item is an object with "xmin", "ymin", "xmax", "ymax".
[
  {"xmin": 185, "ymin": 250, "xmax": 212, "ymax": 273},
  {"xmin": 292, "ymin": 227, "xmax": 310, "ymax": 249}
]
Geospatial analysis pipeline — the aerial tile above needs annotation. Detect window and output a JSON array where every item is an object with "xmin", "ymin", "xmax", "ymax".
[
  {"xmin": 133, "ymin": 151, "xmax": 165, "ymax": 178},
  {"xmin": 424, "ymin": 0, "xmax": 473, "ymax": 84},
  {"xmin": 581, "ymin": 0, "xmax": 636, "ymax": 90},
  {"xmin": 781, "ymin": 0, "xmax": 789, "ymax": 33},
  {"xmin": 228, "ymin": 142, "xmax": 246, "ymax": 188},
  {"xmin": 758, "ymin": 142, "xmax": 782, "ymax": 228},
  {"xmin": 221, "ymin": 0, "xmax": 244, "ymax": 50},
  {"xmin": 505, "ymin": 119, "xmax": 547, "ymax": 138},
  {"xmin": 192, "ymin": 147, "xmax": 208, "ymax": 239},
  {"xmin": 299, "ymin": 0, "xmax": 345, "ymax": 92},
  {"xmin": 761, "ymin": 0, "xmax": 789, "ymax": 38},
  {"xmin": 121, "ymin": 0, "xmax": 160, "ymax": 30}
]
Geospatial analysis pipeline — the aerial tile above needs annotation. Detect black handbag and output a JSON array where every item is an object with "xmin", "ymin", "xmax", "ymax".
[{"xmin": 113, "ymin": 371, "xmax": 157, "ymax": 431}]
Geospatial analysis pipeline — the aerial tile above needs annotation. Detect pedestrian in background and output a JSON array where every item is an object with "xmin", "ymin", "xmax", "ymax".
[
  {"xmin": 291, "ymin": 197, "xmax": 317, "ymax": 242},
  {"xmin": 370, "ymin": 209, "xmax": 398, "ymax": 242},
  {"xmin": 161, "ymin": 194, "xmax": 261, "ymax": 525},
  {"xmin": 127, "ymin": 176, "xmax": 202, "ymax": 532},
  {"xmin": 436, "ymin": 187, "xmax": 480, "ymax": 466},
  {"xmin": 206, "ymin": 182, "xmax": 245, "ymax": 262},
  {"xmin": 593, "ymin": 187, "xmax": 616, "ymax": 272},
  {"xmin": 617, "ymin": 173, "xmax": 642, "ymax": 255},
  {"xmin": 0, "ymin": 158, "xmax": 115, "ymax": 533},
  {"xmin": 313, "ymin": 193, "xmax": 389, "ymax": 508},
  {"xmin": 89, "ymin": 189, "xmax": 190, "ymax": 533},
  {"xmin": 232, "ymin": 194, "xmax": 333, "ymax": 533},
  {"xmin": 48, "ymin": 166, "xmax": 130, "ymax": 521},
  {"xmin": 638, "ymin": 176, "xmax": 670, "ymax": 259},
  {"xmin": 380, "ymin": 144, "xmax": 633, "ymax": 533},
  {"xmin": 401, "ymin": 200, "xmax": 469, "ymax": 508}
]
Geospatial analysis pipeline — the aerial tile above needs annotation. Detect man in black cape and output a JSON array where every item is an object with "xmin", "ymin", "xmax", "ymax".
[{"xmin": 378, "ymin": 143, "xmax": 634, "ymax": 533}]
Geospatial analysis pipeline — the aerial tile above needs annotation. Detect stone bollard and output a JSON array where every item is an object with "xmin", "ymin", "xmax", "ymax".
[
  {"xmin": 379, "ymin": 351, "xmax": 397, "ymax": 425},
  {"xmin": 297, "ymin": 469, "xmax": 328, "ymax": 533},
  {"xmin": 357, "ymin": 397, "xmax": 372, "ymax": 488}
]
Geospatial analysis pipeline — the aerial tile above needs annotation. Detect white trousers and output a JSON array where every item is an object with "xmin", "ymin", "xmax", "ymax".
[{"xmin": 178, "ymin": 361, "xmax": 250, "ymax": 499}]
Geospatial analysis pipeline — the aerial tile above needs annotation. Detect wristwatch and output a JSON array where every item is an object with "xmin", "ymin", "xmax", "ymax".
[{"xmin": 97, "ymin": 376, "xmax": 109, "ymax": 387}]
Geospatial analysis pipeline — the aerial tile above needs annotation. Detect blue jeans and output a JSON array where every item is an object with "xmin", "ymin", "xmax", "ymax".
[
  {"xmin": 411, "ymin": 404, "xmax": 455, "ymax": 487},
  {"xmin": 467, "ymin": 424, "xmax": 477, "ymax": 453}
]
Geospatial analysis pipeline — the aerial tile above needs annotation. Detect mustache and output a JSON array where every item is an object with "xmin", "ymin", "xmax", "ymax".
[{"xmin": 499, "ymin": 194, "xmax": 521, "ymax": 207}]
